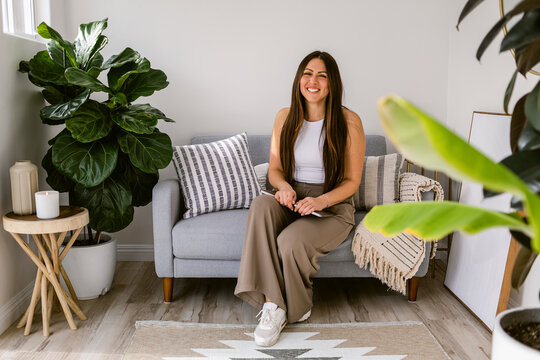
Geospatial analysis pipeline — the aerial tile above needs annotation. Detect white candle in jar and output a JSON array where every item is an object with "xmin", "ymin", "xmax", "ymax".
[{"xmin": 35, "ymin": 191, "xmax": 60, "ymax": 219}]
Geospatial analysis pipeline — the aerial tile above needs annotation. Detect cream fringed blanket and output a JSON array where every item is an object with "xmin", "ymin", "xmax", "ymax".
[{"xmin": 352, "ymin": 172, "xmax": 444, "ymax": 294}]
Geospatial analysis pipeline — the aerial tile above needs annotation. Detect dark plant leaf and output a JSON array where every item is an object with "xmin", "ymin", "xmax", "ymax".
[
  {"xmin": 41, "ymin": 147, "xmax": 75, "ymax": 193},
  {"xmin": 72, "ymin": 177, "xmax": 133, "ymax": 232},
  {"xmin": 101, "ymin": 47, "xmax": 140, "ymax": 70},
  {"xmin": 52, "ymin": 132, "xmax": 118, "ymax": 187},
  {"xmin": 500, "ymin": 149, "xmax": 540, "ymax": 195},
  {"xmin": 516, "ymin": 39, "xmax": 540, "ymax": 75},
  {"xmin": 512, "ymin": 245, "xmax": 537, "ymax": 289},
  {"xmin": 504, "ymin": 70, "xmax": 519, "ymax": 113},
  {"xmin": 501, "ymin": 8, "xmax": 540, "ymax": 52},
  {"xmin": 457, "ymin": 0, "xmax": 485, "ymax": 29},
  {"xmin": 511, "ymin": 94, "xmax": 528, "ymax": 152},
  {"xmin": 114, "ymin": 154, "xmax": 158, "ymax": 206},
  {"xmin": 65, "ymin": 100, "xmax": 113, "ymax": 143},
  {"xmin": 116, "ymin": 129, "xmax": 173, "ymax": 173},
  {"xmin": 511, "ymin": 229, "xmax": 532, "ymax": 248},
  {"xmin": 36, "ymin": 22, "xmax": 77, "ymax": 67},
  {"xmin": 519, "ymin": 120, "xmax": 540, "ymax": 150},
  {"xmin": 476, "ymin": 0, "xmax": 540, "ymax": 60},
  {"xmin": 111, "ymin": 105, "xmax": 159, "ymax": 134},
  {"xmin": 73, "ymin": 19, "xmax": 108, "ymax": 69},
  {"xmin": 107, "ymin": 57, "xmax": 150, "ymax": 93},
  {"xmin": 87, "ymin": 53, "xmax": 105, "ymax": 78},
  {"xmin": 108, "ymin": 93, "xmax": 128, "ymax": 108},
  {"xmin": 525, "ymin": 80, "xmax": 540, "ymax": 131},
  {"xmin": 65, "ymin": 67, "xmax": 112, "ymax": 94},
  {"xmin": 28, "ymin": 50, "xmax": 68, "ymax": 85},
  {"xmin": 40, "ymin": 89, "xmax": 91, "ymax": 120},
  {"xmin": 122, "ymin": 69, "xmax": 169, "ymax": 102},
  {"xmin": 130, "ymin": 103, "xmax": 174, "ymax": 122},
  {"xmin": 18, "ymin": 60, "xmax": 30, "ymax": 73},
  {"xmin": 42, "ymin": 86, "xmax": 65, "ymax": 105},
  {"xmin": 48, "ymin": 128, "xmax": 70, "ymax": 146}
]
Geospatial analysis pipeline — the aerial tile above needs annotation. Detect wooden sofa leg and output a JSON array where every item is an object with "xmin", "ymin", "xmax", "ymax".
[
  {"xmin": 163, "ymin": 278, "xmax": 173, "ymax": 303},
  {"xmin": 407, "ymin": 277, "xmax": 419, "ymax": 302}
]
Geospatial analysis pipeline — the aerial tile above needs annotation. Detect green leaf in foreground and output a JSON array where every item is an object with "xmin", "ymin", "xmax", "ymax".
[{"xmin": 364, "ymin": 202, "xmax": 531, "ymax": 240}]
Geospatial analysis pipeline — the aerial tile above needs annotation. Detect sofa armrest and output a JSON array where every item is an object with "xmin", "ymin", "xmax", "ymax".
[
  {"xmin": 152, "ymin": 179, "xmax": 184, "ymax": 278},
  {"xmin": 399, "ymin": 172, "xmax": 444, "ymax": 203}
]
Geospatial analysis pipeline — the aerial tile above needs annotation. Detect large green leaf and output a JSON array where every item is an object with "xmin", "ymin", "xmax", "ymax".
[
  {"xmin": 73, "ymin": 19, "xmax": 108, "ymax": 69},
  {"xmin": 65, "ymin": 67, "xmax": 112, "ymax": 94},
  {"xmin": 519, "ymin": 120, "xmax": 540, "ymax": 150},
  {"xmin": 457, "ymin": 0, "xmax": 485, "ymax": 29},
  {"xmin": 516, "ymin": 39, "xmax": 540, "ymax": 75},
  {"xmin": 114, "ymin": 154, "xmax": 158, "ymax": 206},
  {"xmin": 28, "ymin": 50, "xmax": 68, "ymax": 85},
  {"xmin": 130, "ymin": 103, "xmax": 174, "ymax": 122},
  {"xmin": 504, "ymin": 70, "xmax": 518, "ymax": 114},
  {"xmin": 500, "ymin": 8, "xmax": 540, "ymax": 52},
  {"xmin": 111, "ymin": 105, "xmax": 159, "ymax": 134},
  {"xmin": 122, "ymin": 69, "xmax": 169, "ymax": 102},
  {"xmin": 364, "ymin": 202, "xmax": 531, "ymax": 240},
  {"xmin": 511, "ymin": 94, "xmax": 528, "ymax": 152},
  {"xmin": 501, "ymin": 149, "xmax": 540, "ymax": 195},
  {"xmin": 101, "ymin": 47, "xmax": 141, "ymax": 70},
  {"xmin": 40, "ymin": 89, "xmax": 90, "ymax": 121},
  {"xmin": 37, "ymin": 22, "xmax": 77, "ymax": 67},
  {"xmin": 116, "ymin": 129, "xmax": 172, "ymax": 173},
  {"xmin": 42, "ymin": 147, "xmax": 75, "ymax": 193},
  {"xmin": 72, "ymin": 177, "xmax": 133, "ymax": 232},
  {"xmin": 47, "ymin": 40, "xmax": 75, "ymax": 68},
  {"xmin": 42, "ymin": 86, "xmax": 65, "ymax": 105},
  {"xmin": 52, "ymin": 132, "xmax": 118, "ymax": 187},
  {"xmin": 107, "ymin": 57, "xmax": 150, "ymax": 93},
  {"xmin": 65, "ymin": 100, "xmax": 113, "ymax": 143},
  {"xmin": 377, "ymin": 95, "xmax": 540, "ymax": 252}
]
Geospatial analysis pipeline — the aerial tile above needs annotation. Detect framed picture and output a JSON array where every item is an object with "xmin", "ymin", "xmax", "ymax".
[{"xmin": 444, "ymin": 111, "xmax": 516, "ymax": 330}]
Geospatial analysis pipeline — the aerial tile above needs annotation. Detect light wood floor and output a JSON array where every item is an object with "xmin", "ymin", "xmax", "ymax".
[{"xmin": 0, "ymin": 261, "xmax": 492, "ymax": 360}]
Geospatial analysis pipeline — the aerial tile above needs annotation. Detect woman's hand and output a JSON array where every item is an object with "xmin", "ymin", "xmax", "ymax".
[
  {"xmin": 294, "ymin": 196, "xmax": 326, "ymax": 216},
  {"xmin": 275, "ymin": 188, "xmax": 297, "ymax": 211}
]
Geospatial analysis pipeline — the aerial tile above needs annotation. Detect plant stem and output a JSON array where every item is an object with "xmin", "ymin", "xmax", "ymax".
[
  {"xmin": 96, "ymin": 231, "xmax": 102, "ymax": 244},
  {"xmin": 87, "ymin": 225, "xmax": 94, "ymax": 243}
]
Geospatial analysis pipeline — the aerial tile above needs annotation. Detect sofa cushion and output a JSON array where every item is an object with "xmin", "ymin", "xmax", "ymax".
[
  {"xmin": 172, "ymin": 209, "xmax": 249, "ymax": 260},
  {"xmin": 173, "ymin": 208, "xmax": 367, "ymax": 262},
  {"xmin": 353, "ymin": 153, "xmax": 403, "ymax": 210},
  {"xmin": 172, "ymin": 133, "xmax": 261, "ymax": 219}
]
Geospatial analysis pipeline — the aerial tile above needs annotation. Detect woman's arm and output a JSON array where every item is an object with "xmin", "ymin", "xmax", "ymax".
[
  {"xmin": 268, "ymin": 108, "xmax": 297, "ymax": 210},
  {"xmin": 294, "ymin": 109, "xmax": 366, "ymax": 215}
]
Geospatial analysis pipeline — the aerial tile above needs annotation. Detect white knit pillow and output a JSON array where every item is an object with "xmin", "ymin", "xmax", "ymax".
[
  {"xmin": 172, "ymin": 133, "xmax": 261, "ymax": 218},
  {"xmin": 254, "ymin": 162, "xmax": 269, "ymax": 191},
  {"xmin": 353, "ymin": 153, "xmax": 403, "ymax": 210}
]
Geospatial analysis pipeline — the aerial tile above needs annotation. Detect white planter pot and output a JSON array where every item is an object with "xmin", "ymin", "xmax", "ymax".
[
  {"xmin": 61, "ymin": 235, "xmax": 117, "ymax": 300},
  {"xmin": 492, "ymin": 307, "xmax": 540, "ymax": 360}
]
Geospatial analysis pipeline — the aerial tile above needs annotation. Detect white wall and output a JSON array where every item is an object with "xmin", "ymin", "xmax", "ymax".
[
  {"xmin": 0, "ymin": 32, "xmax": 51, "ymax": 333},
  {"xmin": 55, "ymin": 0, "xmax": 452, "ymax": 249}
]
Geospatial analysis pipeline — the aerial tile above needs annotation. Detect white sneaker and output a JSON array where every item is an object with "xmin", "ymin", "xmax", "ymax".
[
  {"xmin": 296, "ymin": 309, "xmax": 311, "ymax": 323},
  {"xmin": 254, "ymin": 302, "xmax": 287, "ymax": 347}
]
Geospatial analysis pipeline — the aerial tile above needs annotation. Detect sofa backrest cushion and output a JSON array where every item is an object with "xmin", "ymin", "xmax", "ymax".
[
  {"xmin": 174, "ymin": 133, "xmax": 261, "ymax": 219},
  {"xmin": 191, "ymin": 134, "xmax": 387, "ymax": 164}
]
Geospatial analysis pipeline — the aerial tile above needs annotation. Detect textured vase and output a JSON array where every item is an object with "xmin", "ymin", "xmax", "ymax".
[{"xmin": 10, "ymin": 160, "xmax": 38, "ymax": 215}]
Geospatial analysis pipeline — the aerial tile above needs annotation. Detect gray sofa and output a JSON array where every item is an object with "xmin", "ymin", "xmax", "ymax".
[{"xmin": 152, "ymin": 134, "xmax": 432, "ymax": 303}]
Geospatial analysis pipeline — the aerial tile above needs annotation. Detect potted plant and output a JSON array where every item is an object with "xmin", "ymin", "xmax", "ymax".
[
  {"xmin": 18, "ymin": 19, "xmax": 174, "ymax": 299},
  {"xmin": 363, "ymin": 0, "xmax": 540, "ymax": 356}
]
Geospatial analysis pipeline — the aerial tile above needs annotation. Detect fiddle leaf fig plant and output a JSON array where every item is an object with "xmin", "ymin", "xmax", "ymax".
[{"xmin": 19, "ymin": 18, "xmax": 174, "ymax": 237}]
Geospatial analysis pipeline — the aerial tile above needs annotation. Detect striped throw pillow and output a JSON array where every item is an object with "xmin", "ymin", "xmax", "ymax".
[
  {"xmin": 353, "ymin": 153, "xmax": 403, "ymax": 210},
  {"xmin": 172, "ymin": 133, "xmax": 261, "ymax": 219}
]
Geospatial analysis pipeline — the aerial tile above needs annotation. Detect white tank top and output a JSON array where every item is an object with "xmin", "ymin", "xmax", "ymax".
[{"xmin": 293, "ymin": 119, "xmax": 325, "ymax": 183}]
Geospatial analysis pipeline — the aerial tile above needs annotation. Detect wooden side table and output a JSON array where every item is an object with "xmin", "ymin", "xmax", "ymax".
[{"xmin": 3, "ymin": 206, "xmax": 89, "ymax": 336}]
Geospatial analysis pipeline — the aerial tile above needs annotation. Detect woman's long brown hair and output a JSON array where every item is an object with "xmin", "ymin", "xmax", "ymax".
[{"xmin": 279, "ymin": 51, "xmax": 348, "ymax": 193}]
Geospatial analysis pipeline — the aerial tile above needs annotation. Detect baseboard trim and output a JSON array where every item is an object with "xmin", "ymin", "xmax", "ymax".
[
  {"xmin": 117, "ymin": 244, "xmax": 154, "ymax": 262},
  {"xmin": 0, "ymin": 281, "xmax": 34, "ymax": 335}
]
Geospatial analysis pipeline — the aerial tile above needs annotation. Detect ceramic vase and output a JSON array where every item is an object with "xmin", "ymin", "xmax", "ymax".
[{"xmin": 9, "ymin": 160, "xmax": 38, "ymax": 215}]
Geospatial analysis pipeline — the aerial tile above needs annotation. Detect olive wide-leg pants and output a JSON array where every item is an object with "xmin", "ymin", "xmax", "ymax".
[{"xmin": 234, "ymin": 181, "xmax": 355, "ymax": 323}]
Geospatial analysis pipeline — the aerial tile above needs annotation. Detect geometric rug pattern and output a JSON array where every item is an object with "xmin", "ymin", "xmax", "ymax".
[{"xmin": 125, "ymin": 321, "xmax": 450, "ymax": 360}]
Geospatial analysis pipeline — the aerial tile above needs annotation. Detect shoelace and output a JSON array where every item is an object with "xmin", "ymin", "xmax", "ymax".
[{"xmin": 256, "ymin": 308, "xmax": 275, "ymax": 328}]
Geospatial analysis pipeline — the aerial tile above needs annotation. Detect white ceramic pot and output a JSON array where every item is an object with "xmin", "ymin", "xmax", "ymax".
[
  {"xmin": 61, "ymin": 234, "xmax": 117, "ymax": 300},
  {"xmin": 492, "ymin": 307, "xmax": 540, "ymax": 360}
]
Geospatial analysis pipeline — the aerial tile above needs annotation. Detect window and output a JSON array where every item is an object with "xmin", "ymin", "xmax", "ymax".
[{"xmin": 1, "ymin": 0, "xmax": 49, "ymax": 41}]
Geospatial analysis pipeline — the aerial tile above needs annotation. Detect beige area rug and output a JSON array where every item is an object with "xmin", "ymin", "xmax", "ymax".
[{"xmin": 125, "ymin": 321, "xmax": 449, "ymax": 360}]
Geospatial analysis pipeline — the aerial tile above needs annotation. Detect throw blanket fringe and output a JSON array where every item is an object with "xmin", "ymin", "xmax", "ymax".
[{"xmin": 352, "ymin": 172, "xmax": 444, "ymax": 295}]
